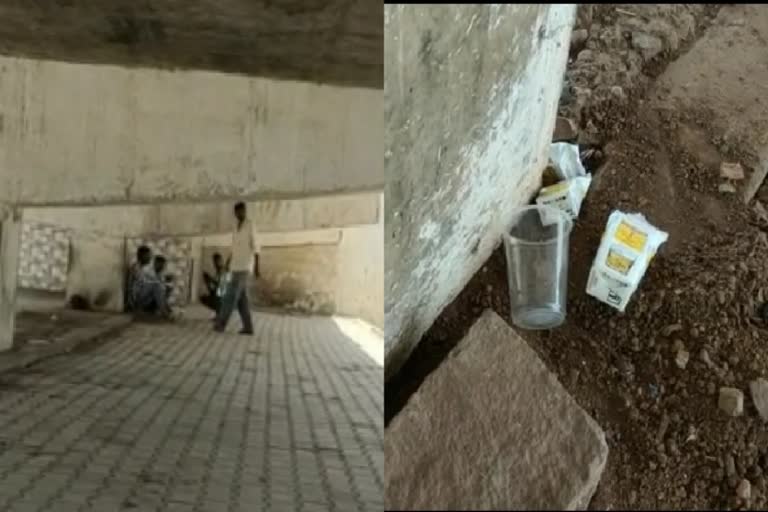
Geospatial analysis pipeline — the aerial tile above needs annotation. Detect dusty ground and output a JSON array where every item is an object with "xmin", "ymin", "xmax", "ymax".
[
  {"xmin": 386, "ymin": 4, "xmax": 768, "ymax": 510},
  {"xmin": 13, "ymin": 310, "xmax": 98, "ymax": 349}
]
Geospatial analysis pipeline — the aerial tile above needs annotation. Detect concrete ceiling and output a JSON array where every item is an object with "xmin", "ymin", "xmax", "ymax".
[{"xmin": 0, "ymin": 0, "xmax": 382, "ymax": 89}]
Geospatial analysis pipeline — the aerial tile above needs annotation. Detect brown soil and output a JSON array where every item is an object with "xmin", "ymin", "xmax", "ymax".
[{"xmin": 386, "ymin": 4, "xmax": 768, "ymax": 510}]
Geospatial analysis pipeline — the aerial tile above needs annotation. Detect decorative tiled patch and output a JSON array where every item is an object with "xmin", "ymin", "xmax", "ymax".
[
  {"xmin": 125, "ymin": 237, "xmax": 192, "ymax": 307},
  {"xmin": 18, "ymin": 223, "xmax": 71, "ymax": 291}
]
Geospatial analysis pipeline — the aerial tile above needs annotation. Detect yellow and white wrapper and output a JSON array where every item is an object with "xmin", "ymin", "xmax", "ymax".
[{"xmin": 586, "ymin": 211, "xmax": 668, "ymax": 312}]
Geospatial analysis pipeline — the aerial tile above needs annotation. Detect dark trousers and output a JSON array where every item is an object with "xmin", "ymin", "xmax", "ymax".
[
  {"xmin": 214, "ymin": 271, "xmax": 253, "ymax": 332},
  {"xmin": 200, "ymin": 294, "xmax": 220, "ymax": 312}
]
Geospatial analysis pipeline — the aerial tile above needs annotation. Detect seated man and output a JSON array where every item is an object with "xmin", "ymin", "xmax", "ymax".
[
  {"xmin": 153, "ymin": 255, "xmax": 174, "ymax": 299},
  {"xmin": 200, "ymin": 252, "xmax": 225, "ymax": 314},
  {"xmin": 127, "ymin": 245, "xmax": 172, "ymax": 319}
]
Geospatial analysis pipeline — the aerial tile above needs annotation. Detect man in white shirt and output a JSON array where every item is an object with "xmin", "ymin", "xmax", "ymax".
[{"xmin": 214, "ymin": 202, "xmax": 259, "ymax": 334}]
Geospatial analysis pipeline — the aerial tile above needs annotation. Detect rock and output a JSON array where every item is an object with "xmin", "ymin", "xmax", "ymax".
[
  {"xmin": 750, "ymin": 378, "xmax": 768, "ymax": 422},
  {"xmin": 577, "ymin": 49, "xmax": 594, "ymax": 62},
  {"xmin": 631, "ymin": 32, "xmax": 664, "ymax": 60},
  {"xmin": 676, "ymin": 349, "xmax": 690, "ymax": 369},
  {"xmin": 385, "ymin": 310, "xmax": 609, "ymax": 510},
  {"xmin": 662, "ymin": 323, "xmax": 683, "ymax": 337},
  {"xmin": 754, "ymin": 201, "xmax": 768, "ymax": 223},
  {"xmin": 737, "ymin": 478, "xmax": 751, "ymax": 502},
  {"xmin": 656, "ymin": 414, "xmax": 670, "ymax": 444},
  {"xmin": 719, "ymin": 183, "xmax": 737, "ymax": 194},
  {"xmin": 571, "ymin": 28, "xmax": 589, "ymax": 49},
  {"xmin": 719, "ymin": 387, "xmax": 745, "ymax": 417},
  {"xmin": 727, "ymin": 454, "xmax": 737, "ymax": 478},
  {"xmin": 610, "ymin": 86, "xmax": 625, "ymax": 99},
  {"xmin": 700, "ymin": 349, "xmax": 715, "ymax": 368},
  {"xmin": 553, "ymin": 116, "xmax": 578, "ymax": 142},
  {"xmin": 721, "ymin": 162, "xmax": 745, "ymax": 180}
]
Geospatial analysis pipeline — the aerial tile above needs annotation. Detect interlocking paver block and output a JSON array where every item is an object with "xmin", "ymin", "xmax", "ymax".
[{"xmin": 0, "ymin": 312, "xmax": 382, "ymax": 511}]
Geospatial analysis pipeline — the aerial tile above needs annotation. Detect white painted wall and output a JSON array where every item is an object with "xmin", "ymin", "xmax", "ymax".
[
  {"xmin": 23, "ymin": 193, "xmax": 380, "ymax": 237},
  {"xmin": 0, "ymin": 56, "xmax": 382, "ymax": 206}
]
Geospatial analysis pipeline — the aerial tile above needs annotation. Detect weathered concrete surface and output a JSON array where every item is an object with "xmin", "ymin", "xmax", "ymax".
[
  {"xmin": 64, "ymin": 232, "xmax": 126, "ymax": 313},
  {"xmin": 385, "ymin": 310, "xmax": 608, "ymax": 510},
  {"xmin": 0, "ymin": 0, "xmax": 382, "ymax": 89},
  {"xmin": 2, "ymin": 312, "xmax": 131, "ymax": 374},
  {"xmin": 335, "ymin": 194, "xmax": 384, "ymax": 328},
  {"xmin": 23, "ymin": 193, "xmax": 381, "ymax": 237},
  {"xmin": 0, "ymin": 57, "xmax": 382, "ymax": 207},
  {"xmin": 258, "ymin": 244, "xmax": 339, "ymax": 315},
  {"xmin": 0, "ymin": 212, "xmax": 21, "ymax": 351},
  {"xmin": 384, "ymin": 4, "xmax": 576, "ymax": 378}
]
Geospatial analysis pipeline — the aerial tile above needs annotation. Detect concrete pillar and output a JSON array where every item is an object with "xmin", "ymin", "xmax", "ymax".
[
  {"xmin": 384, "ymin": 4, "xmax": 576, "ymax": 378},
  {"xmin": 0, "ymin": 209, "xmax": 20, "ymax": 351}
]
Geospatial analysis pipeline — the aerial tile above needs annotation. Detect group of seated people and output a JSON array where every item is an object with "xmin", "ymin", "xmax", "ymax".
[
  {"xmin": 126, "ymin": 245, "xmax": 175, "ymax": 319},
  {"xmin": 126, "ymin": 245, "xmax": 227, "ymax": 320}
]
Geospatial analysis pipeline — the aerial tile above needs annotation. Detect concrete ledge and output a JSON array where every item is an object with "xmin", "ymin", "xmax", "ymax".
[
  {"xmin": 385, "ymin": 310, "xmax": 608, "ymax": 510},
  {"xmin": 0, "ymin": 313, "xmax": 132, "ymax": 374}
]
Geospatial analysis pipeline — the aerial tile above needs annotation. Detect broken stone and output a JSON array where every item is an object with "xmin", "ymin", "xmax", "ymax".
[
  {"xmin": 719, "ymin": 183, "xmax": 737, "ymax": 194},
  {"xmin": 656, "ymin": 413, "xmax": 670, "ymax": 444},
  {"xmin": 662, "ymin": 323, "xmax": 683, "ymax": 337},
  {"xmin": 737, "ymin": 478, "xmax": 751, "ymax": 502},
  {"xmin": 571, "ymin": 28, "xmax": 589, "ymax": 49},
  {"xmin": 610, "ymin": 86, "xmax": 625, "ymax": 99},
  {"xmin": 631, "ymin": 32, "xmax": 664, "ymax": 60},
  {"xmin": 700, "ymin": 349, "xmax": 714, "ymax": 368},
  {"xmin": 750, "ymin": 378, "xmax": 768, "ymax": 423},
  {"xmin": 553, "ymin": 116, "xmax": 578, "ymax": 142},
  {"xmin": 385, "ymin": 310, "xmax": 609, "ymax": 510},
  {"xmin": 675, "ymin": 349, "xmax": 690, "ymax": 369},
  {"xmin": 719, "ymin": 387, "xmax": 745, "ymax": 417},
  {"xmin": 721, "ymin": 162, "xmax": 745, "ymax": 180},
  {"xmin": 727, "ymin": 454, "xmax": 737, "ymax": 478},
  {"xmin": 754, "ymin": 201, "xmax": 768, "ymax": 223}
]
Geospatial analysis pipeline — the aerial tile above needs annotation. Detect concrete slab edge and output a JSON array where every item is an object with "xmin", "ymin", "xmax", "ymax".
[{"xmin": 0, "ymin": 315, "xmax": 132, "ymax": 374}]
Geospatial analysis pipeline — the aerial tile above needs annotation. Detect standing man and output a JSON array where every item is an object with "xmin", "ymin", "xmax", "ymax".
[{"xmin": 214, "ymin": 202, "xmax": 259, "ymax": 334}]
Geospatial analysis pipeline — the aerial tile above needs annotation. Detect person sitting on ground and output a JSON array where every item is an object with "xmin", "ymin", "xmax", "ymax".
[
  {"xmin": 153, "ymin": 255, "xmax": 174, "ymax": 299},
  {"xmin": 127, "ymin": 245, "xmax": 172, "ymax": 319},
  {"xmin": 200, "ymin": 252, "xmax": 225, "ymax": 314}
]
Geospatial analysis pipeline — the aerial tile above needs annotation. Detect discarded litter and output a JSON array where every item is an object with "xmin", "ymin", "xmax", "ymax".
[
  {"xmin": 536, "ymin": 175, "xmax": 592, "ymax": 221},
  {"xmin": 586, "ymin": 211, "xmax": 669, "ymax": 312},
  {"xmin": 720, "ymin": 162, "xmax": 745, "ymax": 181},
  {"xmin": 549, "ymin": 142, "xmax": 588, "ymax": 180},
  {"xmin": 503, "ymin": 205, "xmax": 573, "ymax": 330}
]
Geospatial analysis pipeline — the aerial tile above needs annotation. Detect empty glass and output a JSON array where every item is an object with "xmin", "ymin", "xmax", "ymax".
[{"xmin": 503, "ymin": 205, "xmax": 573, "ymax": 330}]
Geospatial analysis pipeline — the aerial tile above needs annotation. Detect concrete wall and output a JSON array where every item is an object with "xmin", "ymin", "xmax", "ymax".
[
  {"xmin": 336, "ymin": 194, "xmax": 384, "ymax": 328},
  {"xmin": 259, "ymin": 245, "xmax": 339, "ymax": 314},
  {"xmin": 65, "ymin": 232, "xmax": 125, "ymax": 312},
  {"xmin": 192, "ymin": 193, "xmax": 384, "ymax": 327},
  {"xmin": 23, "ymin": 193, "xmax": 380, "ymax": 237},
  {"xmin": 0, "ymin": 56, "xmax": 383, "ymax": 206},
  {"xmin": 384, "ymin": 5, "xmax": 575, "ymax": 378}
]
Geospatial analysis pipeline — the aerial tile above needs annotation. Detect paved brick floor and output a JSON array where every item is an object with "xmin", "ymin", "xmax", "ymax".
[{"xmin": 0, "ymin": 313, "xmax": 383, "ymax": 511}]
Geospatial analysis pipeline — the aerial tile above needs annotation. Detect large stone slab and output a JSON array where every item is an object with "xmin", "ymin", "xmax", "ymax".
[{"xmin": 385, "ymin": 310, "xmax": 608, "ymax": 510}]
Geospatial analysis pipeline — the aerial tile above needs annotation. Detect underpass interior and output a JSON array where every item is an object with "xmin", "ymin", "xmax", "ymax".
[
  {"xmin": 0, "ymin": 194, "xmax": 384, "ymax": 512},
  {"xmin": 0, "ymin": 1, "xmax": 383, "ymax": 509}
]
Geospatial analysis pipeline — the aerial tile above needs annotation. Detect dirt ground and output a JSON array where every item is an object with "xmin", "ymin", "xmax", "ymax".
[
  {"xmin": 13, "ymin": 311, "xmax": 95, "ymax": 349},
  {"xmin": 386, "ymin": 4, "xmax": 768, "ymax": 510}
]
